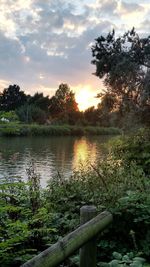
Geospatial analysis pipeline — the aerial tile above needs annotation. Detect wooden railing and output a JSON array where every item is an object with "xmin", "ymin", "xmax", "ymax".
[{"xmin": 21, "ymin": 206, "xmax": 113, "ymax": 267}]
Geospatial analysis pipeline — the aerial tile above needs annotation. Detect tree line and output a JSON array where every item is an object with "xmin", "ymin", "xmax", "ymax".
[
  {"xmin": 0, "ymin": 82, "xmax": 124, "ymax": 127},
  {"xmin": 0, "ymin": 83, "xmax": 80, "ymax": 125}
]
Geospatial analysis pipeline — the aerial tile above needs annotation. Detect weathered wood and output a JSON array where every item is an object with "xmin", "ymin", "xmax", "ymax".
[
  {"xmin": 80, "ymin": 206, "xmax": 97, "ymax": 267},
  {"xmin": 21, "ymin": 211, "xmax": 113, "ymax": 267}
]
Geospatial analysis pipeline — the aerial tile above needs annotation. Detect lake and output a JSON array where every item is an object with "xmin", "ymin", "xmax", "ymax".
[{"xmin": 0, "ymin": 136, "xmax": 113, "ymax": 187}]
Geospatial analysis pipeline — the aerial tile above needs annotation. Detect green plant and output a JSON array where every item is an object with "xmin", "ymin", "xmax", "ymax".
[
  {"xmin": 98, "ymin": 252, "xmax": 146, "ymax": 267},
  {"xmin": 110, "ymin": 128, "xmax": 150, "ymax": 175},
  {"xmin": 0, "ymin": 111, "xmax": 19, "ymax": 123}
]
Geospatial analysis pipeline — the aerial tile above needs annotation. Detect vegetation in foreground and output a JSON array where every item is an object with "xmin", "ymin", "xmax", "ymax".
[{"xmin": 0, "ymin": 129, "xmax": 150, "ymax": 266}]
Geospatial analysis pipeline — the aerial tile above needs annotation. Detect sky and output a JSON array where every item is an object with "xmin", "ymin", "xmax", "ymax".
[{"xmin": 0, "ymin": 0, "xmax": 150, "ymax": 110}]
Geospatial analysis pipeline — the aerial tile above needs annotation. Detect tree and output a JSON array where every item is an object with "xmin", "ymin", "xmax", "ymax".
[
  {"xmin": 17, "ymin": 104, "xmax": 47, "ymax": 124},
  {"xmin": 96, "ymin": 93, "xmax": 118, "ymax": 127},
  {"xmin": 84, "ymin": 106, "xmax": 97, "ymax": 125},
  {"xmin": 49, "ymin": 83, "xmax": 78, "ymax": 118},
  {"xmin": 0, "ymin": 84, "xmax": 27, "ymax": 111},
  {"xmin": 91, "ymin": 28, "xmax": 150, "ymax": 115},
  {"xmin": 29, "ymin": 92, "xmax": 50, "ymax": 112}
]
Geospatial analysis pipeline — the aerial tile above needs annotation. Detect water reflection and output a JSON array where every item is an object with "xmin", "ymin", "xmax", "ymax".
[
  {"xmin": 72, "ymin": 137, "xmax": 97, "ymax": 169},
  {"xmin": 0, "ymin": 136, "xmax": 111, "ymax": 186}
]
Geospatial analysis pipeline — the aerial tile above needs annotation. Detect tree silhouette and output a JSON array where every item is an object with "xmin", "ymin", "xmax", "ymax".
[
  {"xmin": 49, "ymin": 83, "xmax": 78, "ymax": 117},
  {"xmin": 0, "ymin": 84, "xmax": 27, "ymax": 111},
  {"xmin": 29, "ymin": 92, "xmax": 50, "ymax": 112},
  {"xmin": 91, "ymin": 28, "xmax": 150, "ymax": 113}
]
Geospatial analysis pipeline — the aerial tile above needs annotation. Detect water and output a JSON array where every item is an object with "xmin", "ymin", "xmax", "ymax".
[{"xmin": 0, "ymin": 136, "xmax": 112, "ymax": 187}]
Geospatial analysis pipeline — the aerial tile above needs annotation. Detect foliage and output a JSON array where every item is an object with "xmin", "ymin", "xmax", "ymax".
[
  {"xmin": 17, "ymin": 104, "xmax": 47, "ymax": 124},
  {"xmin": 98, "ymin": 252, "xmax": 146, "ymax": 267},
  {"xmin": 45, "ymin": 158, "xmax": 150, "ymax": 259},
  {"xmin": 0, "ymin": 111, "xmax": 19, "ymax": 123},
  {"xmin": 49, "ymin": 83, "xmax": 78, "ymax": 118},
  {"xmin": 110, "ymin": 128, "xmax": 150, "ymax": 175},
  {"xmin": 28, "ymin": 92, "xmax": 51, "ymax": 112},
  {"xmin": 0, "ymin": 85, "xmax": 27, "ymax": 111},
  {"xmin": 0, "ymin": 123, "xmax": 121, "ymax": 136},
  {"xmin": 0, "ymin": 169, "xmax": 58, "ymax": 266},
  {"xmin": 91, "ymin": 28, "xmax": 150, "ymax": 126}
]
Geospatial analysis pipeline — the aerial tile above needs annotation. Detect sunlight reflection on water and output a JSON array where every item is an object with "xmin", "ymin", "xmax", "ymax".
[{"xmin": 72, "ymin": 137, "xmax": 97, "ymax": 169}]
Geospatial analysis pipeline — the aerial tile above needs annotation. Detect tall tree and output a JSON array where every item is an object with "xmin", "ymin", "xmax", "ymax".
[
  {"xmin": 91, "ymin": 28, "xmax": 150, "ymax": 113},
  {"xmin": 49, "ymin": 83, "xmax": 78, "ymax": 117},
  {"xmin": 0, "ymin": 84, "xmax": 27, "ymax": 111}
]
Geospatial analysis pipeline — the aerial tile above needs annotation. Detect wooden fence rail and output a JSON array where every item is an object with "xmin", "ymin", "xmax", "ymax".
[{"xmin": 21, "ymin": 206, "xmax": 113, "ymax": 267}]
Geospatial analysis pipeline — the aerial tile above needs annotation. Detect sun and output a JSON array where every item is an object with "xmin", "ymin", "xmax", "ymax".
[
  {"xmin": 76, "ymin": 86, "xmax": 97, "ymax": 111},
  {"xmin": 76, "ymin": 85, "xmax": 99, "ymax": 111}
]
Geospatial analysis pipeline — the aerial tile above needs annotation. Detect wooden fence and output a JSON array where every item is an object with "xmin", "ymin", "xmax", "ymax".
[{"xmin": 21, "ymin": 206, "xmax": 113, "ymax": 267}]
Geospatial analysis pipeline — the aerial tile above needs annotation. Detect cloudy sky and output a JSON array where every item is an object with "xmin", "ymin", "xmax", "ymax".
[{"xmin": 0, "ymin": 0, "xmax": 150, "ymax": 110}]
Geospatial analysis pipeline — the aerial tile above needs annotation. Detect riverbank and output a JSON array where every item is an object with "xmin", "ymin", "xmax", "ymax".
[{"xmin": 0, "ymin": 123, "xmax": 121, "ymax": 136}]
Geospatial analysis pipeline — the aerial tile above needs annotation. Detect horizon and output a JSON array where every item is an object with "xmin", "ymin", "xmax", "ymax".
[{"xmin": 0, "ymin": 0, "xmax": 150, "ymax": 110}]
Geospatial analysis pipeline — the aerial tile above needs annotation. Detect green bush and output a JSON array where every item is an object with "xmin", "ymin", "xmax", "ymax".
[
  {"xmin": 16, "ymin": 104, "xmax": 47, "ymax": 124},
  {"xmin": 110, "ymin": 128, "xmax": 150, "ymax": 175},
  {"xmin": 0, "ymin": 111, "xmax": 19, "ymax": 123},
  {"xmin": 98, "ymin": 252, "xmax": 146, "ymax": 267}
]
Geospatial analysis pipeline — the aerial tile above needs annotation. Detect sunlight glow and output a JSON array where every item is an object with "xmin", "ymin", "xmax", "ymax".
[{"xmin": 75, "ymin": 86, "xmax": 98, "ymax": 111}]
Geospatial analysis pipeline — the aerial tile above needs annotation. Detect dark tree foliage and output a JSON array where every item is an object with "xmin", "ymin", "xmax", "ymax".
[
  {"xmin": 84, "ymin": 106, "xmax": 98, "ymax": 125},
  {"xmin": 17, "ymin": 104, "xmax": 47, "ymax": 124},
  {"xmin": 0, "ymin": 84, "xmax": 27, "ymax": 111},
  {"xmin": 91, "ymin": 28, "xmax": 150, "ymax": 113},
  {"xmin": 97, "ymin": 93, "xmax": 116, "ymax": 112},
  {"xmin": 29, "ymin": 92, "xmax": 50, "ymax": 112},
  {"xmin": 49, "ymin": 83, "xmax": 79, "ymax": 117}
]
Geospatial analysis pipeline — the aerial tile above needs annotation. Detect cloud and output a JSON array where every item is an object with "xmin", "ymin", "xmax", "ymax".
[
  {"xmin": 119, "ymin": 1, "xmax": 144, "ymax": 14},
  {"xmin": 0, "ymin": 79, "xmax": 12, "ymax": 92}
]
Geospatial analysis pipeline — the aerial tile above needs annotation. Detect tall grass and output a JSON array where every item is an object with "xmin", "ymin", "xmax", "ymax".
[{"xmin": 0, "ymin": 123, "xmax": 121, "ymax": 136}]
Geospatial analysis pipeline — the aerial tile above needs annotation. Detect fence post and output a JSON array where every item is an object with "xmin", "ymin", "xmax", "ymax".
[{"xmin": 80, "ymin": 205, "xmax": 97, "ymax": 267}]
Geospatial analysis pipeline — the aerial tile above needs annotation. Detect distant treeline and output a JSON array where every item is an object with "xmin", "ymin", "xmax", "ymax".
[
  {"xmin": 0, "ymin": 82, "xmax": 126, "ymax": 128},
  {"xmin": 0, "ymin": 81, "xmax": 148, "ymax": 129},
  {"xmin": 0, "ymin": 83, "xmax": 80, "ymax": 125}
]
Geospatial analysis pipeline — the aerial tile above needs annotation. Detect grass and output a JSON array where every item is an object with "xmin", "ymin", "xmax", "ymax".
[{"xmin": 0, "ymin": 123, "xmax": 121, "ymax": 136}]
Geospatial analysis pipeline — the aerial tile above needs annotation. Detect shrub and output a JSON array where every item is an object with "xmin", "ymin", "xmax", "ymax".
[
  {"xmin": 0, "ymin": 111, "xmax": 19, "ymax": 123},
  {"xmin": 98, "ymin": 252, "xmax": 146, "ymax": 267},
  {"xmin": 17, "ymin": 104, "xmax": 47, "ymax": 124},
  {"xmin": 110, "ymin": 128, "xmax": 150, "ymax": 175}
]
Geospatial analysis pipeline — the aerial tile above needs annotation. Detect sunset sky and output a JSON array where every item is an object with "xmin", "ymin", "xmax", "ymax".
[{"xmin": 0, "ymin": 0, "xmax": 150, "ymax": 110}]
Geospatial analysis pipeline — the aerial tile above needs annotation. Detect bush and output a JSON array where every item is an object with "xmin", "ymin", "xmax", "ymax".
[
  {"xmin": 98, "ymin": 252, "xmax": 146, "ymax": 267},
  {"xmin": 17, "ymin": 104, "xmax": 47, "ymax": 124},
  {"xmin": 0, "ymin": 111, "xmax": 19, "ymax": 123},
  {"xmin": 110, "ymin": 128, "xmax": 150, "ymax": 175}
]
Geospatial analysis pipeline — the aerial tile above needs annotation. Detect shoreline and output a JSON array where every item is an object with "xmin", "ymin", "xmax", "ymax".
[{"xmin": 0, "ymin": 124, "xmax": 121, "ymax": 137}]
